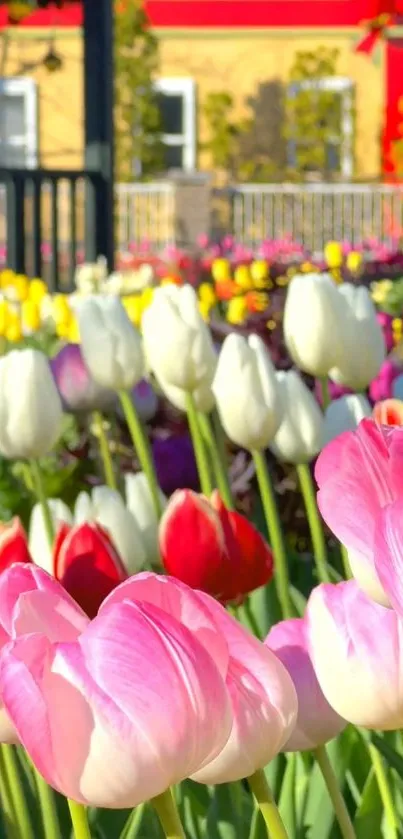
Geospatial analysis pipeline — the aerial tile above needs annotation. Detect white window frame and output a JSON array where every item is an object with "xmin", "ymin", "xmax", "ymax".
[
  {"xmin": 0, "ymin": 77, "xmax": 38, "ymax": 168},
  {"xmin": 154, "ymin": 77, "xmax": 196, "ymax": 171},
  {"xmin": 287, "ymin": 76, "xmax": 354, "ymax": 179}
]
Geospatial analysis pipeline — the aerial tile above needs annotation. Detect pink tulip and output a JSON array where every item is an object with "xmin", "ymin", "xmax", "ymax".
[
  {"xmin": 0, "ymin": 566, "xmax": 232, "ymax": 806},
  {"xmin": 0, "ymin": 564, "xmax": 89, "ymax": 744},
  {"xmin": 374, "ymin": 498, "xmax": 403, "ymax": 616},
  {"xmin": 306, "ymin": 580, "xmax": 403, "ymax": 729},
  {"xmin": 265, "ymin": 618, "xmax": 346, "ymax": 751},
  {"xmin": 104, "ymin": 573, "xmax": 298, "ymax": 782},
  {"xmin": 315, "ymin": 418, "xmax": 403, "ymax": 604}
]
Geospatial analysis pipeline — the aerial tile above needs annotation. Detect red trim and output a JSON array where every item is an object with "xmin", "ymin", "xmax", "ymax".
[
  {"xmin": 0, "ymin": 4, "xmax": 82, "ymax": 27},
  {"xmin": 383, "ymin": 40, "xmax": 403, "ymax": 180},
  {"xmin": 145, "ymin": 1, "xmax": 366, "ymax": 28}
]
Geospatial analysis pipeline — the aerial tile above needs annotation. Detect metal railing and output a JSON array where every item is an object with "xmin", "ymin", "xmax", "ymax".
[
  {"xmin": 227, "ymin": 183, "xmax": 403, "ymax": 252},
  {"xmin": 0, "ymin": 169, "xmax": 105, "ymax": 290},
  {"xmin": 2, "ymin": 180, "xmax": 403, "ymax": 282}
]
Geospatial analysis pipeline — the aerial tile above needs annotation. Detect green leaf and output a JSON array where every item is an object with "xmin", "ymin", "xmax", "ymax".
[
  {"xmin": 354, "ymin": 768, "xmax": 383, "ymax": 839},
  {"xmin": 371, "ymin": 734, "xmax": 403, "ymax": 780}
]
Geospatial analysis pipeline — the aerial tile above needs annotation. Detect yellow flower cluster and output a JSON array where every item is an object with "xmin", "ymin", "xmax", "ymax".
[{"xmin": 371, "ymin": 279, "xmax": 393, "ymax": 305}]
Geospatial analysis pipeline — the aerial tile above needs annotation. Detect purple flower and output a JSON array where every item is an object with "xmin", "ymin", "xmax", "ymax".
[
  {"xmin": 152, "ymin": 435, "xmax": 199, "ymax": 495},
  {"xmin": 50, "ymin": 344, "xmax": 115, "ymax": 414}
]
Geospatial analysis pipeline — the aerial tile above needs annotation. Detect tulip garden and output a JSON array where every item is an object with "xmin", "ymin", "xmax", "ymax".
[{"xmin": 2, "ymin": 243, "xmax": 403, "ymax": 839}]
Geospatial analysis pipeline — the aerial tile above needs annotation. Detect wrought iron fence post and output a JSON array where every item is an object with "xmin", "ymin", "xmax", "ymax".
[
  {"xmin": 83, "ymin": 0, "xmax": 115, "ymax": 271},
  {"xmin": 5, "ymin": 174, "xmax": 25, "ymax": 273}
]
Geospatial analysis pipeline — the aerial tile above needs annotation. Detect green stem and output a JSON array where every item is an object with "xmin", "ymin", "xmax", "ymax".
[
  {"xmin": 197, "ymin": 410, "xmax": 234, "ymax": 508},
  {"xmin": 120, "ymin": 804, "xmax": 146, "ymax": 839},
  {"xmin": 320, "ymin": 376, "xmax": 331, "ymax": 410},
  {"xmin": 30, "ymin": 459, "xmax": 55, "ymax": 547},
  {"xmin": 340, "ymin": 544, "xmax": 352, "ymax": 579},
  {"xmin": 248, "ymin": 768, "xmax": 290, "ymax": 839},
  {"xmin": 241, "ymin": 596, "xmax": 262, "ymax": 639},
  {"xmin": 34, "ymin": 770, "xmax": 62, "ymax": 839},
  {"xmin": 296, "ymin": 463, "xmax": 330, "ymax": 583},
  {"xmin": 368, "ymin": 743, "xmax": 398, "ymax": 838},
  {"xmin": 92, "ymin": 411, "xmax": 117, "ymax": 491},
  {"xmin": 252, "ymin": 449, "xmax": 293, "ymax": 619},
  {"xmin": 68, "ymin": 799, "xmax": 92, "ymax": 839},
  {"xmin": 2, "ymin": 745, "xmax": 35, "ymax": 839},
  {"xmin": 152, "ymin": 788, "xmax": 186, "ymax": 839},
  {"xmin": 314, "ymin": 746, "xmax": 356, "ymax": 839},
  {"xmin": 248, "ymin": 806, "xmax": 262, "ymax": 839},
  {"xmin": 118, "ymin": 389, "xmax": 162, "ymax": 519},
  {"xmin": 186, "ymin": 393, "xmax": 214, "ymax": 496},
  {"xmin": 0, "ymin": 747, "xmax": 17, "ymax": 839},
  {"xmin": 212, "ymin": 406, "xmax": 230, "ymax": 471}
]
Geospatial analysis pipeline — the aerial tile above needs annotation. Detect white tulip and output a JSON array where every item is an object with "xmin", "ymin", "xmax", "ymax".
[
  {"xmin": 283, "ymin": 273, "xmax": 349, "ymax": 377},
  {"xmin": 74, "ymin": 257, "xmax": 107, "ymax": 294},
  {"xmin": 323, "ymin": 394, "xmax": 372, "ymax": 445},
  {"xmin": 76, "ymin": 295, "xmax": 144, "ymax": 391},
  {"xmin": 158, "ymin": 377, "xmax": 215, "ymax": 414},
  {"xmin": 125, "ymin": 472, "xmax": 167, "ymax": 565},
  {"xmin": 270, "ymin": 371, "xmax": 324, "ymax": 463},
  {"xmin": 212, "ymin": 333, "xmax": 283, "ymax": 451},
  {"xmin": 142, "ymin": 285, "xmax": 217, "ymax": 391},
  {"xmin": 329, "ymin": 284, "xmax": 385, "ymax": 390},
  {"xmin": 0, "ymin": 349, "xmax": 63, "ymax": 459},
  {"xmin": 74, "ymin": 486, "xmax": 146, "ymax": 574},
  {"xmin": 29, "ymin": 499, "xmax": 73, "ymax": 573}
]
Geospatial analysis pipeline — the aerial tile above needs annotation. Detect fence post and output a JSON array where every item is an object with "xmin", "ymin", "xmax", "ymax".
[
  {"xmin": 6, "ymin": 175, "xmax": 25, "ymax": 273},
  {"xmin": 83, "ymin": 0, "xmax": 115, "ymax": 270}
]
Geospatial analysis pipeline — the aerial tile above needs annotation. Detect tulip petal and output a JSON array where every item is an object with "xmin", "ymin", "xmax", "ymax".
[
  {"xmin": 0, "ymin": 519, "xmax": 32, "ymax": 570},
  {"xmin": 374, "ymin": 499, "xmax": 403, "ymax": 616},
  {"xmin": 0, "ymin": 564, "xmax": 88, "ymax": 638},
  {"xmin": 191, "ymin": 594, "xmax": 297, "ymax": 782},
  {"xmin": 101, "ymin": 572, "xmax": 229, "ymax": 678}
]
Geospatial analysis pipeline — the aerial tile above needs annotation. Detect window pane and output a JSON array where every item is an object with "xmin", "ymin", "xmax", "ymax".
[
  {"xmin": 163, "ymin": 144, "xmax": 183, "ymax": 169},
  {"xmin": 0, "ymin": 94, "xmax": 25, "ymax": 139},
  {"xmin": 157, "ymin": 93, "xmax": 183, "ymax": 135},
  {"xmin": 0, "ymin": 143, "xmax": 26, "ymax": 166}
]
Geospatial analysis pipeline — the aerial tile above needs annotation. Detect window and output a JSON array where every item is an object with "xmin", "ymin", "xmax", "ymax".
[
  {"xmin": 0, "ymin": 78, "xmax": 38, "ymax": 168},
  {"xmin": 155, "ymin": 78, "xmax": 196, "ymax": 172},
  {"xmin": 286, "ymin": 76, "xmax": 354, "ymax": 179}
]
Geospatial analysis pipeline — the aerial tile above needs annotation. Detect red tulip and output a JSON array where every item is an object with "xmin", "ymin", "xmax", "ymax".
[
  {"xmin": 159, "ymin": 489, "xmax": 273, "ymax": 603},
  {"xmin": 0, "ymin": 518, "xmax": 32, "ymax": 570},
  {"xmin": 0, "ymin": 518, "xmax": 127, "ymax": 618}
]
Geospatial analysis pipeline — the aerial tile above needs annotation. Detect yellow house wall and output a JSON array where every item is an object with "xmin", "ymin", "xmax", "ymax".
[
  {"xmin": 156, "ymin": 29, "xmax": 384, "ymax": 179},
  {"xmin": 0, "ymin": 29, "xmax": 83, "ymax": 168},
  {"xmin": 0, "ymin": 27, "xmax": 384, "ymax": 178}
]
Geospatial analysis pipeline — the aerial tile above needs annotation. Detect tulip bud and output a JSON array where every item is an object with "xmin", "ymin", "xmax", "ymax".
[
  {"xmin": 329, "ymin": 285, "xmax": 385, "ymax": 391},
  {"xmin": 283, "ymin": 273, "xmax": 348, "ymax": 377},
  {"xmin": 266, "ymin": 618, "xmax": 346, "ymax": 751},
  {"xmin": 0, "ymin": 518, "xmax": 32, "ymax": 569},
  {"xmin": 212, "ymin": 333, "xmax": 283, "ymax": 451},
  {"xmin": 158, "ymin": 377, "xmax": 215, "ymax": 414},
  {"xmin": 54, "ymin": 521, "xmax": 127, "ymax": 617},
  {"xmin": 270, "ymin": 371, "xmax": 324, "ymax": 463},
  {"xmin": 74, "ymin": 486, "xmax": 146, "ymax": 574},
  {"xmin": 306, "ymin": 581, "xmax": 403, "ymax": 730},
  {"xmin": 373, "ymin": 399, "xmax": 403, "ymax": 427},
  {"xmin": 75, "ymin": 295, "xmax": 144, "ymax": 391},
  {"xmin": 323, "ymin": 394, "xmax": 372, "ymax": 445},
  {"xmin": 29, "ymin": 499, "xmax": 73, "ymax": 573},
  {"xmin": 124, "ymin": 472, "xmax": 167, "ymax": 565},
  {"xmin": 50, "ymin": 343, "xmax": 115, "ymax": 414},
  {"xmin": 0, "ymin": 349, "xmax": 63, "ymax": 459},
  {"xmin": 159, "ymin": 489, "xmax": 273, "ymax": 603},
  {"xmin": 142, "ymin": 285, "xmax": 217, "ymax": 392}
]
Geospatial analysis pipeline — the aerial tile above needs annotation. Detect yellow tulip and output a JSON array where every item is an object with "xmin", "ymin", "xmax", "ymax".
[
  {"xmin": 140, "ymin": 287, "xmax": 154, "ymax": 311},
  {"xmin": 67, "ymin": 316, "xmax": 80, "ymax": 344},
  {"xmin": 5, "ymin": 313, "xmax": 22, "ymax": 343},
  {"xmin": 29, "ymin": 278, "xmax": 47, "ymax": 304},
  {"xmin": 21, "ymin": 300, "xmax": 41, "ymax": 333},
  {"xmin": 198, "ymin": 300, "xmax": 213, "ymax": 322},
  {"xmin": 250, "ymin": 260, "xmax": 269, "ymax": 287},
  {"xmin": 52, "ymin": 294, "xmax": 71, "ymax": 326},
  {"xmin": 198, "ymin": 282, "xmax": 217, "ymax": 308},
  {"xmin": 122, "ymin": 295, "xmax": 143, "ymax": 327},
  {"xmin": 346, "ymin": 251, "xmax": 363, "ymax": 273},
  {"xmin": 14, "ymin": 274, "xmax": 29, "ymax": 302},
  {"xmin": 226, "ymin": 296, "xmax": 247, "ymax": 325},
  {"xmin": 0, "ymin": 269, "xmax": 15, "ymax": 288},
  {"xmin": 324, "ymin": 241, "xmax": 343, "ymax": 269},
  {"xmin": 212, "ymin": 258, "xmax": 231, "ymax": 283},
  {"xmin": 234, "ymin": 265, "xmax": 253, "ymax": 291}
]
